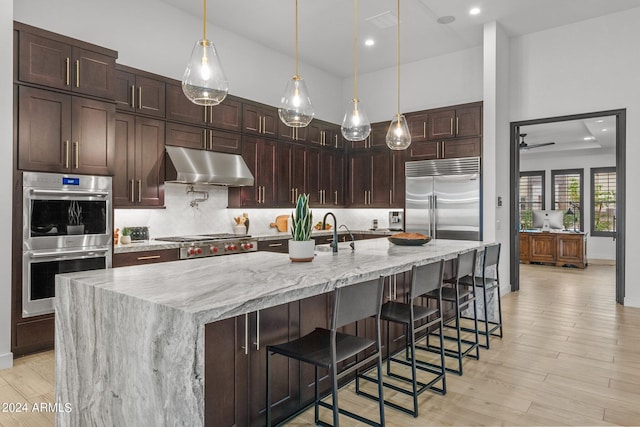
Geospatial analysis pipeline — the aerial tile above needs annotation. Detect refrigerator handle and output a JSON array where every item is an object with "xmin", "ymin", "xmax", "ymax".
[{"xmin": 433, "ymin": 195, "xmax": 438, "ymax": 238}]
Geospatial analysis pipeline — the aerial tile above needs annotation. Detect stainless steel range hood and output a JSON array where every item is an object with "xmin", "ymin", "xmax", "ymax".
[{"xmin": 165, "ymin": 146, "xmax": 254, "ymax": 186}]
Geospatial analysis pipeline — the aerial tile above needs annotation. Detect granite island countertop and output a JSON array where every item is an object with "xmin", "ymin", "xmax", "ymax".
[{"xmin": 55, "ymin": 237, "xmax": 488, "ymax": 427}]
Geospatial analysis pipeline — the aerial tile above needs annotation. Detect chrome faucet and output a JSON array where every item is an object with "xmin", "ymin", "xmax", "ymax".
[
  {"xmin": 339, "ymin": 224, "xmax": 355, "ymax": 251},
  {"xmin": 322, "ymin": 212, "xmax": 339, "ymax": 253}
]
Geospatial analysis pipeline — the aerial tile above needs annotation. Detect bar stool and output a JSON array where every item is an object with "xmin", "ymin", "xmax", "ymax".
[
  {"xmin": 459, "ymin": 243, "xmax": 503, "ymax": 349},
  {"xmin": 368, "ymin": 260, "xmax": 447, "ymax": 417},
  {"xmin": 266, "ymin": 277, "xmax": 386, "ymax": 427},
  {"xmin": 424, "ymin": 250, "xmax": 479, "ymax": 375}
]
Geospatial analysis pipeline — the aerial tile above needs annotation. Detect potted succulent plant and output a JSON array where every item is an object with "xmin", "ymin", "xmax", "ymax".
[
  {"xmin": 120, "ymin": 227, "xmax": 132, "ymax": 245},
  {"xmin": 288, "ymin": 193, "xmax": 315, "ymax": 262}
]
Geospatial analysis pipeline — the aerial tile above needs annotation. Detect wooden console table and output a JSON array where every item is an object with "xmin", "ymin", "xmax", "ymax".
[{"xmin": 520, "ymin": 231, "xmax": 588, "ymax": 268}]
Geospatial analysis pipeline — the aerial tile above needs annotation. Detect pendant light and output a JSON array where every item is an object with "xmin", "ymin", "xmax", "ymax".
[
  {"xmin": 279, "ymin": 0, "xmax": 314, "ymax": 127},
  {"xmin": 341, "ymin": 0, "xmax": 371, "ymax": 142},
  {"xmin": 386, "ymin": 0, "xmax": 411, "ymax": 150},
  {"xmin": 182, "ymin": 0, "xmax": 228, "ymax": 106}
]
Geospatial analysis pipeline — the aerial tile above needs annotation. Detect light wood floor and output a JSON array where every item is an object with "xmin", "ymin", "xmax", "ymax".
[{"xmin": 2, "ymin": 264, "xmax": 639, "ymax": 426}]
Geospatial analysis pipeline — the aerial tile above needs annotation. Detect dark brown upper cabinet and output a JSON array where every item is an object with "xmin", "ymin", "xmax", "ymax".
[
  {"xmin": 18, "ymin": 86, "xmax": 115, "ymax": 176},
  {"xmin": 349, "ymin": 121, "xmax": 388, "ymax": 150},
  {"xmin": 165, "ymin": 122, "xmax": 241, "ymax": 154},
  {"xmin": 308, "ymin": 120, "xmax": 344, "ymax": 149},
  {"xmin": 165, "ymin": 81, "xmax": 243, "ymax": 132},
  {"xmin": 242, "ymin": 103, "xmax": 278, "ymax": 138},
  {"xmin": 16, "ymin": 23, "xmax": 116, "ymax": 100},
  {"xmin": 115, "ymin": 67, "xmax": 165, "ymax": 118},
  {"xmin": 427, "ymin": 103, "xmax": 482, "ymax": 140}
]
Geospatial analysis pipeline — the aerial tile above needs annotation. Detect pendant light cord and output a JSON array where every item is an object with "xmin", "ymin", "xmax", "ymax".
[
  {"xmin": 295, "ymin": 0, "xmax": 299, "ymax": 77},
  {"xmin": 353, "ymin": 0, "xmax": 358, "ymax": 100},
  {"xmin": 396, "ymin": 0, "xmax": 401, "ymax": 116},
  {"xmin": 202, "ymin": 0, "xmax": 207, "ymax": 40}
]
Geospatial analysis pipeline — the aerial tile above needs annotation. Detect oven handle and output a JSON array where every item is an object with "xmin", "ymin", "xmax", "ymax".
[
  {"xmin": 30, "ymin": 189, "xmax": 109, "ymax": 198},
  {"xmin": 28, "ymin": 248, "xmax": 110, "ymax": 259}
]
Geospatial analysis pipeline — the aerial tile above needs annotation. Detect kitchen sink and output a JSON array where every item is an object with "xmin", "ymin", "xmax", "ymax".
[{"xmin": 315, "ymin": 243, "xmax": 354, "ymax": 253}]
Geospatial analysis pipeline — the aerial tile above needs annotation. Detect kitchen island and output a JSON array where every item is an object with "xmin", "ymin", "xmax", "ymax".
[{"xmin": 55, "ymin": 237, "xmax": 487, "ymax": 426}]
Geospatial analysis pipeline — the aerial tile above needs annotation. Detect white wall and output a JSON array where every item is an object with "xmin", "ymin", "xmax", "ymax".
[
  {"xmin": 0, "ymin": 0, "xmax": 13, "ymax": 369},
  {"xmin": 13, "ymin": 0, "xmax": 344, "ymax": 123},
  {"xmin": 483, "ymin": 22, "xmax": 511, "ymax": 294},
  {"xmin": 347, "ymin": 46, "xmax": 484, "ymax": 123},
  {"xmin": 509, "ymin": 7, "xmax": 640, "ymax": 306},
  {"xmin": 521, "ymin": 149, "xmax": 617, "ymax": 260}
]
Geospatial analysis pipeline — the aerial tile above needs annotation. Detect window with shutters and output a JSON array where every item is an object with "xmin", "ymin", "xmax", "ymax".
[
  {"xmin": 519, "ymin": 171, "xmax": 545, "ymax": 229},
  {"xmin": 551, "ymin": 169, "xmax": 584, "ymax": 231},
  {"xmin": 591, "ymin": 167, "xmax": 616, "ymax": 237}
]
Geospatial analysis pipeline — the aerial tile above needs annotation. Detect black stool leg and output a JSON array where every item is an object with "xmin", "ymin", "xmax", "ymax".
[
  {"xmin": 331, "ymin": 362, "xmax": 339, "ymax": 426},
  {"xmin": 314, "ymin": 366, "xmax": 320, "ymax": 425},
  {"xmin": 472, "ymin": 294, "xmax": 480, "ymax": 360},
  {"xmin": 409, "ymin": 321, "xmax": 418, "ymax": 416},
  {"xmin": 496, "ymin": 285, "xmax": 504, "ymax": 338},
  {"xmin": 483, "ymin": 285, "xmax": 490, "ymax": 349},
  {"xmin": 454, "ymin": 296, "xmax": 463, "ymax": 375}
]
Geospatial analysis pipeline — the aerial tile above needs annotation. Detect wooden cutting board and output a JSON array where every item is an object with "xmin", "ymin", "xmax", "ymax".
[{"xmin": 270, "ymin": 215, "xmax": 289, "ymax": 232}]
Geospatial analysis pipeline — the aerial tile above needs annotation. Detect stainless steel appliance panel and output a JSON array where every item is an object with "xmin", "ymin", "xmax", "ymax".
[
  {"xmin": 433, "ymin": 174, "xmax": 480, "ymax": 240},
  {"xmin": 405, "ymin": 157, "xmax": 481, "ymax": 241},
  {"xmin": 22, "ymin": 246, "xmax": 111, "ymax": 317},
  {"xmin": 405, "ymin": 176, "xmax": 434, "ymax": 236}
]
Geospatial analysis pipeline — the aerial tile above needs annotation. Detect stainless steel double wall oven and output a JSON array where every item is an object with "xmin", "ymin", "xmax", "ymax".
[{"xmin": 22, "ymin": 172, "xmax": 112, "ymax": 317}]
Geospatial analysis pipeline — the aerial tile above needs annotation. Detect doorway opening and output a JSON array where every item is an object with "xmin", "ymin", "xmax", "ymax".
[{"xmin": 509, "ymin": 109, "xmax": 626, "ymax": 304}]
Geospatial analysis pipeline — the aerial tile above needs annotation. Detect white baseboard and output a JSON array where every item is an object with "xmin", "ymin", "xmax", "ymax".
[
  {"xmin": 0, "ymin": 351, "xmax": 13, "ymax": 370},
  {"xmin": 500, "ymin": 283, "xmax": 511, "ymax": 295},
  {"xmin": 623, "ymin": 297, "xmax": 640, "ymax": 308},
  {"xmin": 588, "ymin": 258, "xmax": 616, "ymax": 266}
]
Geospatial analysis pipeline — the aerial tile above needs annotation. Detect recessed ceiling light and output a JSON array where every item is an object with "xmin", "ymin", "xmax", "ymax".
[
  {"xmin": 469, "ymin": 7, "xmax": 481, "ymax": 15},
  {"xmin": 601, "ymin": 128, "xmax": 608, "ymax": 132},
  {"xmin": 364, "ymin": 39, "xmax": 375, "ymax": 47},
  {"xmin": 583, "ymin": 136, "xmax": 595, "ymax": 140},
  {"xmin": 437, "ymin": 15, "xmax": 455, "ymax": 24}
]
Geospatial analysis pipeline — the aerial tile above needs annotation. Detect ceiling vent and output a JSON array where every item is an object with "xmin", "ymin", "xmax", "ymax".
[{"xmin": 365, "ymin": 10, "xmax": 398, "ymax": 29}]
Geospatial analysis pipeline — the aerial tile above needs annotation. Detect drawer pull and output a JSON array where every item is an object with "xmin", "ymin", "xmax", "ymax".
[
  {"xmin": 137, "ymin": 255, "xmax": 161, "ymax": 260},
  {"xmin": 268, "ymin": 243, "xmax": 283, "ymax": 247}
]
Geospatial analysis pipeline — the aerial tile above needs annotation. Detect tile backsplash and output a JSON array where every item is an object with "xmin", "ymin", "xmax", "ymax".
[{"xmin": 115, "ymin": 183, "xmax": 397, "ymax": 238}]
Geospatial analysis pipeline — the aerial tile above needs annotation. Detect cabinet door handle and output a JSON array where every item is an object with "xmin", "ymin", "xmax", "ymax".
[
  {"xmin": 138, "ymin": 87, "xmax": 142, "ymax": 110},
  {"xmin": 253, "ymin": 310, "xmax": 260, "ymax": 351},
  {"xmin": 137, "ymin": 255, "xmax": 161, "ymax": 261},
  {"xmin": 334, "ymin": 190, "xmax": 338, "ymax": 205},
  {"xmin": 442, "ymin": 141, "xmax": 445, "ymax": 158},
  {"xmin": 450, "ymin": 118, "xmax": 453, "ymax": 135},
  {"xmin": 390, "ymin": 189, "xmax": 393, "ymax": 205},
  {"xmin": 209, "ymin": 130, "xmax": 213, "ymax": 150},
  {"xmin": 65, "ymin": 58, "xmax": 70, "ymax": 86},
  {"xmin": 262, "ymin": 186, "xmax": 266, "ymax": 204},
  {"xmin": 364, "ymin": 190, "xmax": 367, "ymax": 205},
  {"xmin": 75, "ymin": 60, "xmax": 80, "ymax": 88},
  {"xmin": 423, "ymin": 122, "xmax": 426, "ymax": 138},
  {"xmin": 334, "ymin": 134, "xmax": 338, "ymax": 148},
  {"xmin": 73, "ymin": 141, "xmax": 79, "ymax": 169},
  {"xmin": 268, "ymin": 243, "xmax": 283, "ymax": 247},
  {"xmin": 263, "ymin": 117, "xmax": 267, "ymax": 134},
  {"xmin": 138, "ymin": 180, "xmax": 142, "ymax": 203},
  {"xmin": 64, "ymin": 140, "xmax": 70, "ymax": 169},
  {"xmin": 209, "ymin": 106, "xmax": 213, "ymax": 124},
  {"xmin": 130, "ymin": 180, "xmax": 135, "ymax": 203},
  {"xmin": 202, "ymin": 129, "xmax": 207, "ymax": 149},
  {"xmin": 242, "ymin": 313, "xmax": 249, "ymax": 355},
  {"xmin": 393, "ymin": 274, "xmax": 397, "ymax": 300},
  {"xmin": 130, "ymin": 85, "xmax": 136, "ymax": 109},
  {"xmin": 203, "ymin": 105, "xmax": 208, "ymax": 123},
  {"xmin": 456, "ymin": 117, "xmax": 459, "ymax": 135},
  {"xmin": 295, "ymin": 188, "xmax": 298, "ymax": 201},
  {"xmin": 258, "ymin": 115, "xmax": 262, "ymax": 134}
]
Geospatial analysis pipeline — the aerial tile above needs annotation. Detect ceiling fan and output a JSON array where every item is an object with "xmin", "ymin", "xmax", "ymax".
[{"xmin": 519, "ymin": 133, "xmax": 556, "ymax": 150}]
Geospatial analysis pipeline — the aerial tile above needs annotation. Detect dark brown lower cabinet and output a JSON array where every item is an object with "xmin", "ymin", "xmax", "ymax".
[{"xmin": 205, "ymin": 302, "xmax": 300, "ymax": 427}]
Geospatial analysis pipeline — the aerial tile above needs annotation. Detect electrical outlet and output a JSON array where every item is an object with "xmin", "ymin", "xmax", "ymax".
[{"xmin": 497, "ymin": 196, "xmax": 503, "ymax": 207}]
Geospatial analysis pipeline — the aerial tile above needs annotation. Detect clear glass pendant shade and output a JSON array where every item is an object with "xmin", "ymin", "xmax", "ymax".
[
  {"xmin": 386, "ymin": 114, "xmax": 411, "ymax": 150},
  {"xmin": 182, "ymin": 39, "xmax": 228, "ymax": 106},
  {"xmin": 278, "ymin": 76, "xmax": 314, "ymax": 127},
  {"xmin": 341, "ymin": 99, "xmax": 371, "ymax": 141}
]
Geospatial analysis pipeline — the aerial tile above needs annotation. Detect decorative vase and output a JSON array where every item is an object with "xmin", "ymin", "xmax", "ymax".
[{"xmin": 288, "ymin": 239, "xmax": 315, "ymax": 262}]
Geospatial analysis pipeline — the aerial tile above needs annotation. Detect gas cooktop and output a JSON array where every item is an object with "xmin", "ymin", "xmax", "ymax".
[
  {"xmin": 155, "ymin": 233, "xmax": 250, "ymax": 243},
  {"xmin": 154, "ymin": 234, "xmax": 256, "ymax": 259}
]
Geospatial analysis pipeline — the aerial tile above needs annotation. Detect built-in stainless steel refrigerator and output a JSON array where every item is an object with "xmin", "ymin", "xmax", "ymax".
[{"xmin": 405, "ymin": 157, "xmax": 482, "ymax": 241}]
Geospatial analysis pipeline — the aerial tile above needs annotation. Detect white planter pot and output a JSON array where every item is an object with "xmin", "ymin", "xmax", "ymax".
[
  {"xmin": 288, "ymin": 239, "xmax": 315, "ymax": 262},
  {"xmin": 120, "ymin": 235, "xmax": 132, "ymax": 245}
]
